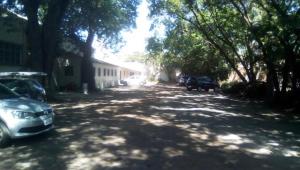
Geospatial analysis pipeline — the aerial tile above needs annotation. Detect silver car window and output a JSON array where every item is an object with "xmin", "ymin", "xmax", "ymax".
[{"xmin": 0, "ymin": 84, "xmax": 19, "ymax": 99}]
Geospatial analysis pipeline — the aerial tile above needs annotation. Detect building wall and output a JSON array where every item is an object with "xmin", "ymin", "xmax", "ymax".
[
  {"xmin": 54, "ymin": 56, "xmax": 82, "ymax": 90},
  {"xmin": 119, "ymin": 68, "xmax": 141, "ymax": 80},
  {"xmin": 93, "ymin": 62, "xmax": 120, "ymax": 90},
  {"xmin": 0, "ymin": 11, "xmax": 26, "ymax": 45},
  {"xmin": 0, "ymin": 9, "xmax": 27, "ymax": 70},
  {"xmin": 0, "ymin": 65, "xmax": 24, "ymax": 72}
]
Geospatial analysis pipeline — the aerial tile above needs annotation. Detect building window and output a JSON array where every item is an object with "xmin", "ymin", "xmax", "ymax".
[
  {"xmin": 114, "ymin": 69, "xmax": 117, "ymax": 76},
  {"xmin": 104, "ymin": 68, "xmax": 106, "ymax": 76},
  {"xmin": 107, "ymin": 68, "xmax": 110, "ymax": 76},
  {"xmin": 64, "ymin": 66, "xmax": 74, "ymax": 76},
  {"xmin": 0, "ymin": 41, "xmax": 22, "ymax": 65},
  {"xmin": 111, "ymin": 69, "xmax": 113, "ymax": 77},
  {"xmin": 98, "ymin": 68, "xmax": 101, "ymax": 77}
]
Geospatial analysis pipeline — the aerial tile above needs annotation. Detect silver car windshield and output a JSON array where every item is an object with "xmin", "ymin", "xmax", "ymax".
[{"xmin": 0, "ymin": 83, "xmax": 19, "ymax": 99}]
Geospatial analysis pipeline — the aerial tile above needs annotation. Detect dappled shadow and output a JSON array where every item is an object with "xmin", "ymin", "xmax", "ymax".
[{"xmin": 1, "ymin": 84, "xmax": 300, "ymax": 170}]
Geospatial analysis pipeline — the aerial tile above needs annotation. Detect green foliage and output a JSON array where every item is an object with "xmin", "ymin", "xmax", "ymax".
[
  {"xmin": 147, "ymin": 10, "xmax": 231, "ymax": 80},
  {"xmin": 221, "ymin": 81, "xmax": 268, "ymax": 99},
  {"xmin": 125, "ymin": 52, "xmax": 147, "ymax": 63},
  {"xmin": 63, "ymin": 0, "xmax": 140, "ymax": 47},
  {"xmin": 221, "ymin": 81, "xmax": 247, "ymax": 96},
  {"xmin": 148, "ymin": 0, "xmax": 300, "ymax": 100}
]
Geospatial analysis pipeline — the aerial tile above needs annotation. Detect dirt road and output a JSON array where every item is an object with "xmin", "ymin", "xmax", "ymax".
[{"xmin": 1, "ymin": 84, "xmax": 300, "ymax": 170}]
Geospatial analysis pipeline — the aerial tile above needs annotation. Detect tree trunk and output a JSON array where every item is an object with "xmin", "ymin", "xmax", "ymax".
[
  {"xmin": 291, "ymin": 60, "xmax": 298, "ymax": 93},
  {"xmin": 41, "ymin": 0, "xmax": 70, "ymax": 91},
  {"xmin": 246, "ymin": 41, "xmax": 257, "ymax": 84},
  {"xmin": 186, "ymin": 8, "xmax": 248, "ymax": 84},
  {"xmin": 81, "ymin": 28, "xmax": 96, "ymax": 91},
  {"xmin": 22, "ymin": 0, "xmax": 42, "ymax": 71}
]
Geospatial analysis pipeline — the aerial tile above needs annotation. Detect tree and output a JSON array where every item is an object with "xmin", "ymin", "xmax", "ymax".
[
  {"xmin": 2, "ymin": 0, "xmax": 71, "ymax": 91},
  {"xmin": 63, "ymin": 0, "xmax": 140, "ymax": 90},
  {"xmin": 147, "ymin": 19, "xmax": 230, "ymax": 81},
  {"xmin": 2, "ymin": 0, "xmax": 140, "ymax": 91},
  {"xmin": 148, "ymin": 0, "xmax": 300, "ymax": 102},
  {"xmin": 148, "ymin": 0, "xmax": 252, "ymax": 83}
]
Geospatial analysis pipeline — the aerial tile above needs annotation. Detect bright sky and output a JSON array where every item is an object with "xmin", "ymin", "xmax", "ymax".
[
  {"xmin": 93, "ymin": 0, "xmax": 152, "ymax": 60},
  {"xmin": 118, "ymin": 0, "xmax": 151, "ymax": 56}
]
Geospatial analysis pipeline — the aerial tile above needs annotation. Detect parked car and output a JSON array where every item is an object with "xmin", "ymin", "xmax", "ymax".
[
  {"xmin": 186, "ymin": 76, "xmax": 219, "ymax": 91},
  {"xmin": 186, "ymin": 76, "xmax": 198, "ymax": 91},
  {"xmin": 0, "ymin": 83, "xmax": 54, "ymax": 147},
  {"xmin": 122, "ymin": 75, "xmax": 146, "ymax": 86},
  {"xmin": 120, "ymin": 79, "xmax": 128, "ymax": 86},
  {"xmin": 178, "ymin": 75, "xmax": 189, "ymax": 86},
  {"xmin": 0, "ymin": 78, "xmax": 46, "ymax": 102},
  {"xmin": 0, "ymin": 72, "xmax": 47, "ymax": 102},
  {"xmin": 197, "ymin": 76, "xmax": 219, "ymax": 91}
]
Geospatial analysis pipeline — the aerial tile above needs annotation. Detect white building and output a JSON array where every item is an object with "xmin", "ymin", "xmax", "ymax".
[
  {"xmin": 93, "ymin": 59, "xmax": 119, "ymax": 90},
  {"xmin": 0, "ymin": 8, "xmax": 142, "ymax": 91},
  {"xmin": 93, "ymin": 59, "xmax": 142, "ymax": 90}
]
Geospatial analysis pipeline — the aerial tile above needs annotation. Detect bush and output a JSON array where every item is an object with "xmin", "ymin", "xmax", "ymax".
[
  {"xmin": 221, "ymin": 81, "xmax": 246, "ymax": 95},
  {"xmin": 222, "ymin": 81, "xmax": 268, "ymax": 99},
  {"xmin": 245, "ymin": 82, "xmax": 267, "ymax": 99}
]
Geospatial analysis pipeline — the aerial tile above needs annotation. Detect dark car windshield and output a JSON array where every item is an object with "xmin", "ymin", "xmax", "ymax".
[
  {"xmin": 0, "ymin": 83, "xmax": 19, "ymax": 99},
  {"xmin": 0, "ymin": 78, "xmax": 43, "ymax": 90},
  {"xmin": 4, "ymin": 80, "xmax": 19, "ymax": 89},
  {"xmin": 29, "ymin": 79, "xmax": 43, "ymax": 88},
  {"xmin": 198, "ymin": 77, "xmax": 212, "ymax": 82}
]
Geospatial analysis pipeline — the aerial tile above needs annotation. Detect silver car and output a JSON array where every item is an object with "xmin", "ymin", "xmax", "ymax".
[{"xmin": 0, "ymin": 83, "xmax": 54, "ymax": 147}]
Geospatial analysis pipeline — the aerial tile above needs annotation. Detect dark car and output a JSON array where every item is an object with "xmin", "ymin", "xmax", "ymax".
[
  {"xmin": 186, "ymin": 76, "xmax": 198, "ymax": 91},
  {"xmin": 178, "ymin": 75, "xmax": 189, "ymax": 86},
  {"xmin": 186, "ymin": 76, "xmax": 219, "ymax": 92},
  {"xmin": 0, "ymin": 78, "xmax": 46, "ymax": 101},
  {"xmin": 197, "ymin": 76, "xmax": 219, "ymax": 91}
]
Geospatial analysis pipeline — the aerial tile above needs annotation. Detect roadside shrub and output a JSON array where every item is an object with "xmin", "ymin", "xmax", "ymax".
[
  {"xmin": 222, "ymin": 81, "xmax": 268, "ymax": 99},
  {"xmin": 148, "ymin": 75, "xmax": 156, "ymax": 82},
  {"xmin": 158, "ymin": 78, "xmax": 168, "ymax": 83},
  {"xmin": 221, "ymin": 81, "xmax": 246, "ymax": 95},
  {"xmin": 220, "ymin": 82, "xmax": 231, "ymax": 89},
  {"xmin": 245, "ymin": 82, "xmax": 267, "ymax": 99}
]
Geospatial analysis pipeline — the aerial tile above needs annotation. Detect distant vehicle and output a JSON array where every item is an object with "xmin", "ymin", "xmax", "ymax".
[
  {"xmin": 120, "ymin": 80, "xmax": 128, "ymax": 86},
  {"xmin": 122, "ymin": 75, "xmax": 146, "ymax": 86},
  {"xmin": 186, "ymin": 76, "xmax": 219, "ymax": 91},
  {"xmin": 0, "ymin": 72, "xmax": 47, "ymax": 102},
  {"xmin": 0, "ymin": 83, "xmax": 54, "ymax": 147}
]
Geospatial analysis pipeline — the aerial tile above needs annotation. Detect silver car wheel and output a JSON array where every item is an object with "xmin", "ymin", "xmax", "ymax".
[
  {"xmin": 0, "ymin": 128, "xmax": 3, "ymax": 141},
  {"xmin": 0, "ymin": 122, "xmax": 10, "ymax": 147}
]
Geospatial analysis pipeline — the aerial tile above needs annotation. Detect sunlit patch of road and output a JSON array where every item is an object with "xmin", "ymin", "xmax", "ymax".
[{"xmin": 0, "ymin": 84, "xmax": 300, "ymax": 170}]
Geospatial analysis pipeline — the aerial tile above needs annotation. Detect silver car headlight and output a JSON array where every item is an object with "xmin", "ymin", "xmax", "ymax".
[
  {"xmin": 10, "ymin": 110, "xmax": 37, "ymax": 119},
  {"xmin": 42, "ymin": 89, "xmax": 46, "ymax": 95}
]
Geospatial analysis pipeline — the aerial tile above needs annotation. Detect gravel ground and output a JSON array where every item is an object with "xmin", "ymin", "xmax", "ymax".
[{"xmin": 1, "ymin": 84, "xmax": 300, "ymax": 170}]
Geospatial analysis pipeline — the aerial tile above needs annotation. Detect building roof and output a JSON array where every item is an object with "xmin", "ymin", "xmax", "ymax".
[
  {"xmin": 93, "ymin": 58, "xmax": 120, "ymax": 68},
  {"xmin": 93, "ymin": 58, "xmax": 143, "ymax": 73},
  {"xmin": 0, "ymin": 7, "xmax": 27, "ymax": 21}
]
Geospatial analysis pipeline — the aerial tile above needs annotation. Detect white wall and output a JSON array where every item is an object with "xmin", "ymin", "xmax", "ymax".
[
  {"xmin": 93, "ymin": 62, "xmax": 120, "ymax": 90},
  {"xmin": 119, "ymin": 68, "xmax": 141, "ymax": 80}
]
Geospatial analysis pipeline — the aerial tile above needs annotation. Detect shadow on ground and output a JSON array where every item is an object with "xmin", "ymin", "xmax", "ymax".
[{"xmin": 1, "ymin": 84, "xmax": 300, "ymax": 170}]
